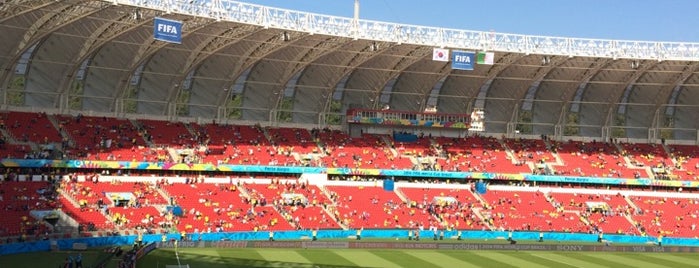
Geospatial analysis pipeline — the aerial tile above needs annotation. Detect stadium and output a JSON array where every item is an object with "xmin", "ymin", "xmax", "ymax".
[{"xmin": 2, "ymin": 0, "xmax": 699, "ymax": 267}]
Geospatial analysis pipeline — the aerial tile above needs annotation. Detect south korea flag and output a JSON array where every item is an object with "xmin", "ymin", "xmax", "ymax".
[{"xmin": 432, "ymin": 48, "xmax": 449, "ymax": 62}]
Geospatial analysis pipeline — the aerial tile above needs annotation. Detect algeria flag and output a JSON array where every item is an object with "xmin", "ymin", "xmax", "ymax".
[
  {"xmin": 477, "ymin": 52, "xmax": 494, "ymax": 65},
  {"xmin": 432, "ymin": 48, "xmax": 449, "ymax": 62}
]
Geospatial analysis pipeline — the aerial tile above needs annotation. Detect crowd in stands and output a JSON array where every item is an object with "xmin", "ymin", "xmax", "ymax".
[
  {"xmin": 5, "ymin": 112, "xmax": 699, "ymax": 244},
  {"xmin": 7, "ymin": 112, "xmax": 699, "ymax": 183},
  {"xmin": 2, "ymin": 167, "xmax": 699, "ymax": 244},
  {"xmin": 0, "ymin": 169, "xmax": 60, "ymax": 242}
]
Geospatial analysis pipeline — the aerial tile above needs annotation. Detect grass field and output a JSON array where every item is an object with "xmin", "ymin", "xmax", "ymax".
[
  {"xmin": 0, "ymin": 248, "xmax": 114, "ymax": 268},
  {"xmin": 138, "ymin": 246, "xmax": 699, "ymax": 268},
  {"xmin": 3, "ymin": 239, "xmax": 699, "ymax": 268}
]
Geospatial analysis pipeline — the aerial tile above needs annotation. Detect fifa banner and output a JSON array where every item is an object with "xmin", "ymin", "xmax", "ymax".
[
  {"xmin": 153, "ymin": 17, "xmax": 182, "ymax": 44},
  {"xmin": 451, "ymin": 50, "xmax": 475, "ymax": 70}
]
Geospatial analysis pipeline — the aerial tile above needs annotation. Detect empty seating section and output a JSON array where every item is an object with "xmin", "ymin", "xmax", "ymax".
[
  {"xmin": 0, "ymin": 144, "xmax": 30, "ymax": 159},
  {"xmin": 393, "ymin": 137, "xmax": 436, "ymax": 157},
  {"xmin": 436, "ymin": 136, "xmax": 531, "ymax": 173},
  {"xmin": 243, "ymin": 181, "xmax": 338, "ymax": 229},
  {"xmin": 189, "ymin": 123, "xmax": 261, "ymax": 153},
  {"xmin": 188, "ymin": 123, "xmax": 233, "ymax": 164},
  {"xmin": 319, "ymin": 131, "xmax": 409, "ymax": 169},
  {"xmin": 4, "ymin": 112, "xmax": 62, "ymax": 143},
  {"xmin": 0, "ymin": 181, "xmax": 56, "ymax": 236},
  {"xmin": 667, "ymin": 145, "xmax": 699, "ymax": 180},
  {"xmin": 56, "ymin": 115, "xmax": 151, "ymax": 161},
  {"xmin": 4, "ymin": 112, "xmax": 699, "ymax": 183},
  {"xmin": 630, "ymin": 196, "xmax": 699, "ymax": 238},
  {"xmin": 5, "ymin": 176, "xmax": 699, "ymax": 240},
  {"xmin": 478, "ymin": 190, "xmax": 584, "ymax": 233},
  {"xmin": 107, "ymin": 206, "xmax": 161, "ymax": 229},
  {"xmin": 138, "ymin": 120, "xmax": 194, "ymax": 147},
  {"xmin": 399, "ymin": 187, "xmax": 484, "ymax": 230},
  {"xmin": 317, "ymin": 129, "xmax": 355, "ymax": 168},
  {"xmin": 504, "ymin": 138, "xmax": 556, "ymax": 163},
  {"xmin": 193, "ymin": 124, "xmax": 290, "ymax": 165},
  {"xmin": 64, "ymin": 181, "xmax": 168, "ymax": 207},
  {"xmin": 267, "ymin": 127, "xmax": 318, "ymax": 154},
  {"xmin": 7, "ymin": 111, "xmax": 699, "ymax": 240},
  {"xmin": 553, "ymin": 141, "xmax": 639, "ymax": 178},
  {"xmin": 390, "ymin": 137, "xmax": 434, "ymax": 169},
  {"xmin": 164, "ymin": 183, "xmax": 243, "ymax": 232},
  {"xmin": 58, "ymin": 199, "xmax": 111, "ymax": 230},
  {"xmin": 619, "ymin": 143, "xmax": 669, "ymax": 168},
  {"xmin": 245, "ymin": 181, "xmax": 329, "ymax": 206},
  {"xmin": 286, "ymin": 206, "xmax": 339, "ymax": 229},
  {"xmin": 586, "ymin": 212, "xmax": 636, "ymax": 235},
  {"xmin": 189, "ymin": 123, "xmax": 235, "ymax": 146},
  {"xmin": 324, "ymin": 185, "xmax": 431, "ymax": 229},
  {"xmin": 549, "ymin": 192, "xmax": 637, "ymax": 235},
  {"xmin": 57, "ymin": 115, "xmax": 145, "ymax": 148},
  {"xmin": 60, "ymin": 180, "xmax": 168, "ymax": 231},
  {"xmin": 162, "ymin": 183, "xmax": 292, "ymax": 232}
]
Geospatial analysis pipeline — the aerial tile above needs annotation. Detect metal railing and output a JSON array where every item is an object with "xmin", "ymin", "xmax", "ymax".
[{"xmin": 108, "ymin": 0, "xmax": 699, "ymax": 61}]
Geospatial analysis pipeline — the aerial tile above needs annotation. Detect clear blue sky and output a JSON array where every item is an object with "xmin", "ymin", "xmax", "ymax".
[{"xmin": 239, "ymin": 0, "xmax": 699, "ymax": 43}]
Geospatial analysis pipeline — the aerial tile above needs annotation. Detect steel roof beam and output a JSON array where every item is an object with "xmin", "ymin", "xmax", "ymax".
[
  {"xmin": 0, "ymin": 0, "xmax": 111, "ymax": 105},
  {"xmin": 109, "ymin": 0, "xmax": 699, "ymax": 61},
  {"xmin": 0, "ymin": 0, "xmax": 58, "ymax": 24}
]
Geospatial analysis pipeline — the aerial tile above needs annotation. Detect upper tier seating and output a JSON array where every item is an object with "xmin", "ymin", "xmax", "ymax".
[
  {"xmin": 0, "ymin": 144, "xmax": 31, "ymax": 159},
  {"xmin": 391, "ymin": 136, "xmax": 436, "ymax": 157},
  {"xmin": 267, "ymin": 127, "xmax": 318, "ymax": 154},
  {"xmin": 57, "ymin": 115, "xmax": 146, "ymax": 148},
  {"xmin": 9, "ymin": 111, "xmax": 699, "ymax": 183},
  {"xmin": 56, "ymin": 115, "xmax": 153, "ymax": 161},
  {"xmin": 503, "ymin": 138, "xmax": 556, "ymax": 164},
  {"xmin": 619, "ymin": 142, "xmax": 670, "ymax": 168},
  {"xmin": 191, "ymin": 124, "xmax": 295, "ymax": 166},
  {"xmin": 319, "ymin": 130, "xmax": 412, "ymax": 169},
  {"xmin": 552, "ymin": 141, "xmax": 640, "ymax": 178},
  {"xmin": 435, "ymin": 136, "xmax": 531, "ymax": 173},
  {"xmin": 137, "ymin": 120, "xmax": 194, "ymax": 147},
  {"xmin": 667, "ymin": 145, "xmax": 699, "ymax": 180},
  {"xmin": 4, "ymin": 112, "xmax": 62, "ymax": 144}
]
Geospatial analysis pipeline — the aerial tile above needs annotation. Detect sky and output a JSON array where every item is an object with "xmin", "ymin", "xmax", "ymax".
[{"xmin": 238, "ymin": 0, "xmax": 699, "ymax": 43}]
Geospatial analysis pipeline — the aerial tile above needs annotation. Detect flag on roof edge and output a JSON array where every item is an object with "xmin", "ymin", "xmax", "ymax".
[
  {"xmin": 477, "ymin": 52, "xmax": 495, "ymax": 65},
  {"xmin": 432, "ymin": 48, "xmax": 449, "ymax": 62}
]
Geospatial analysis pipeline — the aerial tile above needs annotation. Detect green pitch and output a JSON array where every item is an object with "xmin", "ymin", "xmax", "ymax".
[
  {"xmin": 138, "ymin": 247, "xmax": 699, "ymax": 268},
  {"xmin": 0, "ymin": 249, "xmax": 112, "ymax": 268}
]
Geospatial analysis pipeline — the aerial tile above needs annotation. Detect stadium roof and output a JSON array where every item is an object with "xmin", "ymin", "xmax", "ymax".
[{"xmin": 2, "ymin": 0, "xmax": 699, "ymax": 141}]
